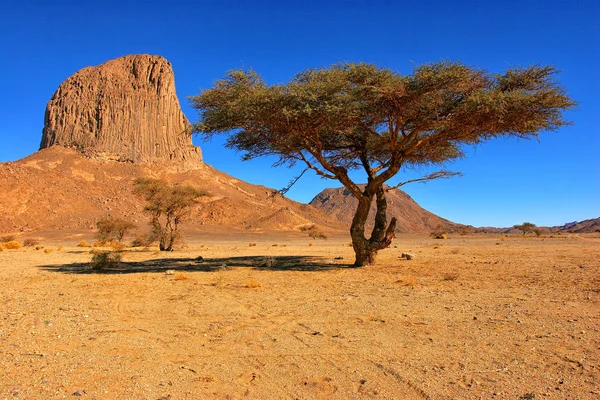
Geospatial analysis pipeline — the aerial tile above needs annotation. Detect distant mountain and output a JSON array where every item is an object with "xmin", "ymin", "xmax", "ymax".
[
  {"xmin": 476, "ymin": 217, "xmax": 600, "ymax": 234},
  {"xmin": 309, "ymin": 186, "xmax": 469, "ymax": 234},
  {"xmin": 552, "ymin": 218, "xmax": 600, "ymax": 233}
]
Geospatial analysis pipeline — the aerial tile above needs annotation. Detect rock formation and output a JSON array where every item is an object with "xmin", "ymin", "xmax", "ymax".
[{"xmin": 40, "ymin": 54, "xmax": 202, "ymax": 163}]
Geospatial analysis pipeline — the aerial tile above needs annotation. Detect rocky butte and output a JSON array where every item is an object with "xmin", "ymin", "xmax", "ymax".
[{"xmin": 40, "ymin": 54, "xmax": 202, "ymax": 164}]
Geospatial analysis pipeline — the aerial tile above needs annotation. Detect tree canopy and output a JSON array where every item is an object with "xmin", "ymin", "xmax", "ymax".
[
  {"xmin": 190, "ymin": 61, "xmax": 575, "ymax": 266},
  {"xmin": 133, "ymin": 178, "xmax": 208, "ymax": 251}
]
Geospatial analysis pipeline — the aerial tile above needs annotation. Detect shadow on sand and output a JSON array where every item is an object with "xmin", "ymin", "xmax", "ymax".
[{"xmin": 39, "ymin": 254, "xmax": 353, "ymax": 274}]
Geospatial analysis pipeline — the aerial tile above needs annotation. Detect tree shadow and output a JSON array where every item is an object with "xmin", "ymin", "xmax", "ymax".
[{"xmin": 39, "ymin": 255, "xmax": 353, "ymax": 274}]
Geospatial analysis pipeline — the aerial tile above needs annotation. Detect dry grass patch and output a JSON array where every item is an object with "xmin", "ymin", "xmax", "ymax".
[
  {"xmin": 245, "ymin": 280, "xmax": 262, "ymax": 288},
  {"xmin": 174, "ymin": 273, "xmax": 190, "ymax": 281},
  {"xmin": 395, "ymin": 276, "xmax": 417, "ymax": 286},
  {"xmin": 3, "ymin": 241, "xmax": 21, "ymax": 250},
  {"xmin": 77, "ymin": 240, "xmax": 91, "ymax": 247}
]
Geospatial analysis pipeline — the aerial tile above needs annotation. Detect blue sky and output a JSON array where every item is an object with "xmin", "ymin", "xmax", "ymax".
[{"xmin": 1, "ymin": 0, "xmax": 598, "ymax": 227}]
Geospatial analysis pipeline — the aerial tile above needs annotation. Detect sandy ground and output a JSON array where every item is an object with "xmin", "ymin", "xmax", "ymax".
[{"xmin": 0, "ymin": 232, "xmax": 598, "ymax": 399}]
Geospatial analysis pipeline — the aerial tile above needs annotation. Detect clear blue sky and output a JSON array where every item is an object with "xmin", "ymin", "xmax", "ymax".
[{"xmin": 1, "ymin": 0, "xmax": 598, "ymax": 227}]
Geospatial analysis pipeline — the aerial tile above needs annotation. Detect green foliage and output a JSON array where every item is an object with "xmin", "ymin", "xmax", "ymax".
[
  {"xmin": 514, "ymin": 222, "xmax": 537, "ymax": 236},
  {"xmin": 191, "ymin": 61, "xmax": 574, "ymax": 266},
  {"xmin": 133, "ymin": 178, "xmax": 208, "ymax": 251},
  {"xmin": 96, "ymin": 217, "xmax": 136, "ymax": 243},
  {"xmin": 90, "ymin": 251, "xmax": 122, "ymax": 270}
]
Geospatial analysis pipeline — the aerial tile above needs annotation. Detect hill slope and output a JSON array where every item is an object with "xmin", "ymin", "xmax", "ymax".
[
  {"xmin": 309, "ymin": 186, "xmax": 467, "ymax": 233},
  {"xmin": 0, "ymin": 147, "xmax": 342, "ymax": 234}
]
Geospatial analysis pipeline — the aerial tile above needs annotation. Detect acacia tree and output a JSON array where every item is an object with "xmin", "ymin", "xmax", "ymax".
[
  {"xmin": 514, "ymin": 222, "xmax": 536, "ymax": 236},
  {"xmin": 190, "ymin": 62, "xmax": 574, "ymax": 266},
  {"xmin": 133, "ymin": 178, "xmax": 208, "ymax": 251}
]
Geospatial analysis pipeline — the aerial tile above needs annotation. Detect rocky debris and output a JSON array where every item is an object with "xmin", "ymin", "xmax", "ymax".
[
  {"xmin": 40, "ymin": 54, "xmax": 202, "ymax": 164},
  {"xmin": 399, "ymin": 252, "xmax": 414, "ymax": 260}
]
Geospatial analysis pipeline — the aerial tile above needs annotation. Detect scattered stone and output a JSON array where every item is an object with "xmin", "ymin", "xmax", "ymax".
[{"xmin": 399, "ymin": 252, "xmax": 415, "ymax": 260}]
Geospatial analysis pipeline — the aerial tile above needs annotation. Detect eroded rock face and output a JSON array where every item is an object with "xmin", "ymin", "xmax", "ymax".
[{"xmin": 40, "ymin": 54, "xmax": 202, "ymax": 163}]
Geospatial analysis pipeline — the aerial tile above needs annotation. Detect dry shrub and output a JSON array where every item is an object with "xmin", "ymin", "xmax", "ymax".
[
  {"xmin": 93, "ymin": 240, "xmax": 106, "ymax": 247},
  {"xmin": 430, "ymin": 231, "xmax": 447, "ymax": 239},
  {"xmin": 0, "ymin": 235, "xmax": 16, "ymax": 243},
  {"xmin": 443, "ymin": 272, "xmax": 460, "ymax": 281},
  {"xmin": 3, "ymin": 241, "xmax": 21, "ymax": 250},
  {"xmin": 44, "ymin": 248, "xmax": 53, "ymax": 254},
  {"xmin": 35, "ymin": 246, "xmax": 44, "ymax": 250},
  {"xmin": 248, "ymin": 243, "xmax": 256, "ymax": 247},
  {"xmin": 23, "ymin": 238, "xmax": 40, "ymax": 247},
  {"xmin": 299, "ymin": 224, "xmax": 328, "ymax": 240},
  {"xmin": 246, "ymin": 280, "xmax": 262, "ymax": 288},
  {"xmin": 78, "ymin": 240, "xmax": 91, "ymax": 247},
  {"xmin": 272, "ymin": 243, "xmax": 278, "ymax": 247},
  {"xmin": 130, "ymin": 233, "xmax": 153, "ymax": 248},
  {"xmin": 90, "ymin": 251, "xmax": 122, "ymax": 270}
]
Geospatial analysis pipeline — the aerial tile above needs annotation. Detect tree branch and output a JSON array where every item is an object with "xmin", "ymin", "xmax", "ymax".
[{"xmin": 386, "ymin": 170, "xmax": 462, "ymax": 191}]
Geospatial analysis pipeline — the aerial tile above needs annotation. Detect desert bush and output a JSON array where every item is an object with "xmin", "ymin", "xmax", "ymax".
[
  {"xmin": 0, "ymin": 235, "xmax": 16, "ymax": 243},
  {"xmin": 96, "ymin": 217, "xmax": 136, "ymax": 243},
  {"xmin": 23, "ymin": 238, "xmax": 40, "ymax": 247},
  {"xmin": 431, "ymin": 231, "xmax": 447, "ymax": 239},
  {"xmin": 44, "ymin": 248, "xmax": 53, "ymax": 254},
  {"xmin": 3, "ymin": 241, "xmax": 21, "ymax": 250},
  {"xmin": 298, "ymin": 224, "xmax": 328, "ymax": 240},
  {"xmin": 89, "ymin": 251, "xmax": 122, "ymax": 270},
  {"xmin": 77, "ymin": 240, "xmax": 90, "ymax": 247}
]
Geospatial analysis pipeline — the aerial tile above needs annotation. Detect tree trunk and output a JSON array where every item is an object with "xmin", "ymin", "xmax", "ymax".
[{"xmin": 350, "ymin": 186, "xmax": 397, "ymax": 267}]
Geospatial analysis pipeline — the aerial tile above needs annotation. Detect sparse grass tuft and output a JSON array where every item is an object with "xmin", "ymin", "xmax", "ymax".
[
  {"xmin": 3, "ymin": 241, "xmax": 21, "ymax": 250},
  {"xmin": 0, "ymin": 235, "xmax": 16, "ymax": 243},
  {"xmin": 78, "ymin": 240, "xmax": 91, "ymax": 247},
  {"xmin": 395, "ymin": 277, "xmax": 417, "ymax": 286}
]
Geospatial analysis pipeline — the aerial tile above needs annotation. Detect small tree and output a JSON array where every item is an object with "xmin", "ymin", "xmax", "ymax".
[
  {"xmin": 514, "ymin": 222, "xmax": 536, "ymax": 236},
  {"xmin": 133, "ymin": 178, "xmax": 208, "ymax": 251},
  {"xmin": 96, "ymin": 217, "xmax": 136, "ymax": 243},
  {"xmin": 191, "ymin": 62, "xmax": 574, "ymax": 266}
]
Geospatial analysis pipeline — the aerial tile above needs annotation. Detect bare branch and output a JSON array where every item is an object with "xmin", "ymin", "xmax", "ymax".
[
  {"xmin": 279, "ymin": 168, "xmax": 309, "ymax": 195},
  {"xmin": 386, "ymin": 171, "xmax": 462, "ymax": 191}
]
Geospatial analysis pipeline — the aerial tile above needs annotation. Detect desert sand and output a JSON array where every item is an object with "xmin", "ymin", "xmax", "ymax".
[{"xmin": 1, "ymin": 231, "xmax": 598, "ymax": 399}]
